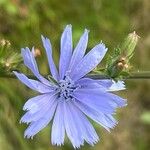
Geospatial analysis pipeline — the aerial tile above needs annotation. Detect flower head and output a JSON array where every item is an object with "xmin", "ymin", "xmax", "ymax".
[{"xmin": 14, "ymin": 25, "xmax": 127, "ymax": 148}]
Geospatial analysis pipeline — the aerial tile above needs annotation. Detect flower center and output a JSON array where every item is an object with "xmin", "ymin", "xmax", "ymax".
[{"xmin": 58, "ymin": 76, "xmax": 77, "ymax": 100}]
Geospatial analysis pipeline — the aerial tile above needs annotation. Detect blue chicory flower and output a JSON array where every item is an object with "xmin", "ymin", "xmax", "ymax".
[{"xmin": 14, "ymin": 25, "xmax": 127, "ymax": 148}]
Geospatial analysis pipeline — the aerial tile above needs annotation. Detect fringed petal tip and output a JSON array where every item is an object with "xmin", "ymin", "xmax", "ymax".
[
  {"xmin": 41, "ymin": 35, "xmax": 45, "ymax": 41},
  {"xmin": 24, "ymin": 132, "xmax": 34, "ymax": 139},
  {"xmin": 119, "ymin": 99, "xmax": 128, "ymax": 108},
  {"xmin": 41, "ymin": 35, "xmax": 50, "ymax": 44},
  {"xmin": 65, "ymin": 24, "xmax": 72, "ymax": 29},
  {"xmin": 71, "ymin": 137, "xmax": 99, "ymax": 149},
  {"xmin": 20, "ymin": 119, "xmax": 30, "ymax": 125},
  {"xmin": 109, "ymin": 81, "xmax": 126, "ymax": 91},
  {"xmin": 52, "ymin": 141, "xmax": 65, "ymax": 147},
  {"xmin": 84, "ymin": 28, "xmax": 90, "ymax": 33}
]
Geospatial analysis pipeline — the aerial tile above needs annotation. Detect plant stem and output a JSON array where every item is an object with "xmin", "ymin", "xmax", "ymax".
[
  {"xmin": 89, "ymin": 71, "xmax": 150, "ymax": 79},
  {"xmin": 0, "ymin": 71, "xmax": 150, "ymax": 80}
]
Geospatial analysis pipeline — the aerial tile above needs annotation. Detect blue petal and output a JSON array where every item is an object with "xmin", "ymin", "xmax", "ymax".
[
  {"xmin": 97, "ymin": 79, "xmax": 113, "ymax": 89},
  {"xmin": 21, "ymin": 47, "xmax": 50, "ymax": 86},
  {"xmin": 69, "ymin": 29, "xmax": 89, "ymax": 71},
  {"xmin": 63, "ymin": 101, "xmax": 84, "ymax": 148},
  {"xmin": 73, "ymin": 88, "xmax": 127, "ymax": 130},
  {"xmin": 21, "ymin": 94, "xmax": 56, "ymax": 123},
  {"xmin": 96, "ymin": 79, "xmax": 126, "ymax": 91},
  {"xmin": 51, "ymin": 100, "xmax": 65, "ymax": 146},
  {"xmin": 107, "ymin": 93, "xmax": 127, "ymax": 108},
  {"xmin": 41, "ymin": 36, "xmax": 59, "ymax": 81},
  {"xmin": 23, "ymin": 94, "xmax": 53, "ymax": 111},
  {"xmin": 74, "ymin": 100, "xmax": 117, "ymax": 131},
  {"xmin": 108, "ymin": 81, "xmax": 126, "ymax": 91},
  {"xmin": 77, "ymin": 77, "xmax": 125, "ymax": 92},
  {"xmin": 59, "ymin": 25, "xmax": 72, "ymax": 79},
  {"xmin": 70, "ymin": 43, "xmax": 107, "ymax": 81},
  {"xmin": 76, "ymin": 78, "xmax": 106, "ymax": 90},
  {"xmin": 13, "ymin": 71, "xmax": 54, "ymax": 93},
  {"xmin": 24, "ymin": 98, "xmax": 57, "ymax": 139},
  {"xmin": 73, "ymin": 89, "xmax": 117, "ymax": 114},
  {"xmin": 69, "ymin": 102, "xmax": 99, "ymax": 146},
  {"xmin": 75, "ymin": 88, "xmax": 127, "ymax": 108}
]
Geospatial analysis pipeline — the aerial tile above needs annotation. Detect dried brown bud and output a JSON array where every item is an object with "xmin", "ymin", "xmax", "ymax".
[
  {"xmin": 118, "ymin": 57, "xmax": 126, "ymax": 65},
  {"xmin": 32, "ymin": 48, "xmax": 41, "ymax": 57},
  {"xmin": 117, "ymin": 62, "xmax": 124, "ymax": 70},
  {"xmin": 124, "ymin": 64, "xmax": 129, "ymax": 69},
  {"xmin": 119, "ymin": 57, "xmax": 126, "ymax": 62},
  {"xmin": 0, "ymin": 39, "xmax": 11, "ymax": 47},
  {"xmin": 5, "ymin": 62, "xmax": 10, "ymax": 67}
]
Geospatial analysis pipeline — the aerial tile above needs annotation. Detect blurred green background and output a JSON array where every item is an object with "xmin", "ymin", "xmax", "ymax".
[{"xmin": 0, "ymin": 0, "xmax": 150, "ymax": 150}]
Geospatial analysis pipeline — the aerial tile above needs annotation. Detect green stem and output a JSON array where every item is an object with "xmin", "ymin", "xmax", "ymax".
[
  {"xmin": 0, "ymin": 71, "xmax": 150, "ymax": 80},
  {"xmin": 125, "ymin": 71, "xmax": 150, "ymax": 79},
  {"xmin": 89, "ymin": 71, "xmax": 150, "ymax": 79}
]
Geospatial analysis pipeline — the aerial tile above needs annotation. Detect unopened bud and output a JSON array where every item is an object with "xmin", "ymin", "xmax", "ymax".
[
  {"xmin": 5, "ymin": 62, "xmax": 10, "ymax": 67},
  {"xmin": 105, "ymin": 32, "xmax": 138, "ymax": 79},
  {"xmin": 119, "ymin": 57, "xmax": 126, "ymax": 62},
  {"xmin": 121, "ymin": 31, "xmax": 140, "ymax": 58},
  {"xmin": 117, "ymin": 62, "xmax": 124, "ymax": 69},
  {"xmin": 0, "ymin": 39, "xmax": 11, "ymax": 47},
  {"xmin": 124, "ymin": 64, "xmax": 129, "ymax": 69},
  {"xmin": 0, "ymin": 39, "xmax": 6, "ymax": 46},
  {"xmin": 32, "ymin": 48, "xmax": 41, "ymax": 57}
]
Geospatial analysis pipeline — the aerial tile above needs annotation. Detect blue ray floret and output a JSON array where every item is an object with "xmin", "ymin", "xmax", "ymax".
[{"xmin": 14, "ymin": 25, "xmax": 127, "ymax": 148}]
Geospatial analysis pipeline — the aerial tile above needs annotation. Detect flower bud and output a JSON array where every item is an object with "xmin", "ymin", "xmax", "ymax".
[
  {"xmin": 0, "ymin": 39, "xmax": 11, "ymax": 58},
  {"xmin": 0, "ymin": 39, "xmax": 11, "ymax": 47},
  {"xmin": 105, "ymin": 32, "xmax": 139, "ymax": 79},
  {"xmin": 117, "ymin": 62, "xmax": 124, "ymax": 70},
  {"xmin": 5, "ymin": 62, "xmax": 10, "ymax": 67},
  {"xmin": 1, "ymin": 53, "xmax": 22, "ymax": 71},
  {"xmin": 124, "ymin": 64, "xmax": 129, "ymax": 69},
  {"xmin": 121, "ymin": 31, "xmax": 140, "ymax": 59},
  {"xmin": 32, "ymin": 48, "xmax": 41, "ymax": 57},
  {"xmin": 0, "ymin": 39, "xmax": 22, "ymax": 73}
]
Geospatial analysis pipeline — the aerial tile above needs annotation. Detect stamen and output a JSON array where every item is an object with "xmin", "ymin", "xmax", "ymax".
[{"xmin": 57, "ymin": 75, "xmax": 77, "ymax": 100}]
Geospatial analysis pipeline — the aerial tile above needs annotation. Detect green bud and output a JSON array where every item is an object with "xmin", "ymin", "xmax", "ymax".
[
  {"xmin": 121, "ymin": 31, "xmax": 140, "ymax": 59},
  {"xmin": 0, "ymin": 39, "xmax": 11, "ymax": 57},
  {"xmin": 6, "ymin": 53, "xmax": 22, "ymax": 67},
  {"xmin": 0, "ymin": 52, "xmax": 22, "ymax": 72},
  {"xmin": 0, "ymin": 39, "xmax": 11, "ymax": 47},
  {"xmin": 105, "ymin": 32, "xmax": 139, "ymax": 79},
  {"xmin": 106, "ymin": 58, "xmax": 126, "ymax": 78},
  {"xmin": 0, "ymin": 39, "xmax": 22, "ymax": 73}
]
